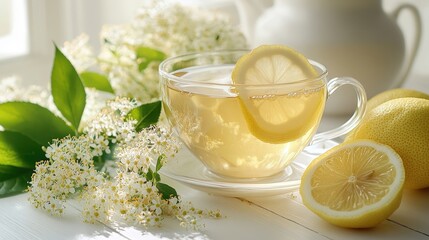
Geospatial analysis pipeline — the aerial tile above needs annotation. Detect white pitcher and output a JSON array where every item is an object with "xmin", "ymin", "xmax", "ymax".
[{"xmin": 235, "ymin": 0, "xmax": 421, "ymax": 115}]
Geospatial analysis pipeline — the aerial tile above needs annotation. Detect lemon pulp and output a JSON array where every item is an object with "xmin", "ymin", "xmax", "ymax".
[{"xmin": 300, "ymin": 140, "xmax": 405, "ymax": 228}]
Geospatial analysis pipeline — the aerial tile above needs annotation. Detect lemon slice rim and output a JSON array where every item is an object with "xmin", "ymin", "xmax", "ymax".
[
  {"xmin": 159, "ymin": 48, "xmax": 327, "ymax": 88},
  {"xmin": 300, "ymin": 139, "xmax": 405, "ymax": 217},
  {"xmin": 231, "ymin": 45, "xmax": 324, "ymax": 86}
]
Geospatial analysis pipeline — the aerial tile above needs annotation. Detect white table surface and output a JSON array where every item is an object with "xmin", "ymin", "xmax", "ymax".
[{"xmin": 1, "ymin": 74, "xmax": 429, "ymax": 240}]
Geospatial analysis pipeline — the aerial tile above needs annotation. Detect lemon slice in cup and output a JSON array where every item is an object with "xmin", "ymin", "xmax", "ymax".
[
  {"xmin": 300, "ymin": 140, "xmax": 405, "ymax": 228},
  {"xmin": 231, "ymin": 45, "xmax": 324, "ymax": 143},
  {"xmin": 232, "ymin": 45, "xmax": 318, "ymax": 85}
]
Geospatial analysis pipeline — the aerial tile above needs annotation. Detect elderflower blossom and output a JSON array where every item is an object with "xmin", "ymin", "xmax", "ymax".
[
  {"xmin": 81, "ymin": 124, "xmax": 180, "ymax": 226},
  {"xmin": 0, "ymin": 76, "xmax": 52, "ymax": 109},
  {"xmin": 28, "ymin": 98, "xmax": 137, "ymax": 216},
  {"xmin": 131, "ymin": 1, "xmax": 246, "ymax": 55},
  {"xmin": 98, "ymin": 1, "xmax": 246, "ymax": 101},
  {"xmin": 61, "ymin": 33, "xmax": 96, "ymax": 73},
  {"xmin": 28, "ymin": 135, "xmax": 105, "ymax": 215},
  {"xmin": 28, "ymin": 97, "xmax": 221, "ymax": 229},
  {"xmin": 84, "ymin": 97, "xmax": 138, "ymax": 143},
  {"xmin": 61, "ymin": 0, "xmax": 247, "ymax": 102},
  {"xmin": 80, "ymin": 126, "xmax": 221, "ymax": 229}
]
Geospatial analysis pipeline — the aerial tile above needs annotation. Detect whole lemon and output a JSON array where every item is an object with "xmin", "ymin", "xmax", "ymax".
[
  {"xmin": 346, "ymin": 98, "xmax": 429, "ymax": 189},
  {"xmin": 366, "ymin": 88, "xmax": 429, "ymax": 112}
]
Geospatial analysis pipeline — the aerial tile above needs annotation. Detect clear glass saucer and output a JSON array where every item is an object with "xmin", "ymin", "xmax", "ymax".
[{"xmin": 159, "ymin": 140, "xmax": 338, "ymax": 198}]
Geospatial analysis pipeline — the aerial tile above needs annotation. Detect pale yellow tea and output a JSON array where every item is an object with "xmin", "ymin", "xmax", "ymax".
[{"xmin": 162, "ymin": 64, "xmax": 326, "ymax": 178}]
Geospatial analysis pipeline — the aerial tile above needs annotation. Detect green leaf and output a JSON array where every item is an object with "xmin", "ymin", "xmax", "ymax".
[
  {"xmin": 156, "ymin": 182, "xmax": 178, "ymax": 200},
  {"xmin": 135, "ymin": 46, "xmax": 166, "ymax": 72},
  {"xmin": 153, "ymin": 172, "xmax": 161, "ymax": 182},
  {"xmin": 51, "ymin": 45, "xmax": 86, "ymax": 132},
  {"xmin": 156, "ymin": 154, "xmax": 165, "ymax": 172},
  {"xmin": 146, "ymin": 168, "xmax": 154, "ymax": 181},
  {"xmin": 0, "ymin": 173, "xmax": 32, "ymax": 197},
  {"xmin": 80, "ymin": 71, "xmax": 115, "ymax": 94},
  {"xmin": 0, "ymin": 131, "xmax": 45, "ymax": 197},
  {"xmin": 0, "ymin": 131, "xmax": 44, "ymax": 168},
  {"xmin": 0, "ymin": 102, "xmax": 74, "ymax": 145},
  {"xmin": 0, "ymin": 165, "xmax": 33, "ymax": 181},
  {"xmin": 127, "ymin": 101, "xmax": 161, "ymax": 131}
]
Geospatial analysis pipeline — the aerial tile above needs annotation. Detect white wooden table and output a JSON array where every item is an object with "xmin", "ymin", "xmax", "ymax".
[{"xmin": 1, "ymin": 74, "xmax": 429, "ymax": 240}]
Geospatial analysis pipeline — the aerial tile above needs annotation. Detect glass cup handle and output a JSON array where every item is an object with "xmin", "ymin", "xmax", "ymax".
[{"xmin": 309, "ymin": 77, "xmax": 367, "ymax": 146}]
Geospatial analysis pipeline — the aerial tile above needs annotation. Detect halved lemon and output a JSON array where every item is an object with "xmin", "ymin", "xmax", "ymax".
[
  {"xmin": 300, "ymin": 140, "xmax": 405, "ymax": 228},
  {"xmin": 231, "ymin": 45, "xmax": 324, "ymax": 143}
]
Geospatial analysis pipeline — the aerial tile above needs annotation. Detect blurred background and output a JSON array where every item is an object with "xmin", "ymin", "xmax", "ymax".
[{"xmin": 0, "ymin": 0, "xmax": 427, "ymax": 88}]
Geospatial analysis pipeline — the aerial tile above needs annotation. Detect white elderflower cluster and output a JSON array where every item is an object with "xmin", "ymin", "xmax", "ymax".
[
  {"xmin": 84, "ymin": 97, "xmax": 139, "ymax": 144},
  {"xmin": 0, "ymin": 76, "xmax": 53, "ymax": 109},
  {"xmin": 131, "ymin": 1, "xmax": 246, "ymax": 55},
  {"xmin": 61, "ymin": 0, "xmax": 247, "ymax": 102},
  {"xmin": 80, "ymin": 162, "xmax": 167, "ymax": 226},
  {"xmin": 28, "ymin": 97, "xmax": 220, "ymax": 229},
  {"xmin": 61, "ymin": 33, "xmax": 96, "ymax": 73},
  {"xmin": 28, "ymin": 135, "xmax": 106, "ymax": 216},
  {"xmin": 80, "ymin": 124, "xmax": 180, "ymax": 226}
]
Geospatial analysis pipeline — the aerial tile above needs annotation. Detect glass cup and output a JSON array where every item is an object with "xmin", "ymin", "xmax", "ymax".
[{"xmin": 159, "ymin": 50, "xmax": 366, "ymax": 179}]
